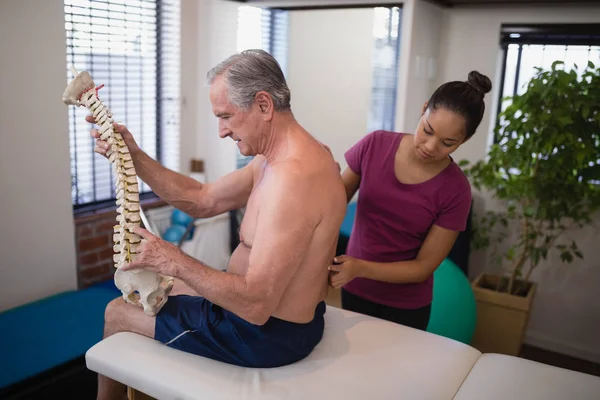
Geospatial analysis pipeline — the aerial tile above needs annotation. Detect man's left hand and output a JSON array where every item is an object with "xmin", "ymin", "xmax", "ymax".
[
  {"xmin": 328, "ymin": 254, "xmax": 364, "ymax": 289},
  {"xmin": 121, "ymin": 226, "xmax": 183, "ymax": 277}
]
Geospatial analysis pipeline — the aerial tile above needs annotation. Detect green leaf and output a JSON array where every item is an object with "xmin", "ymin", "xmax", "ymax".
[
  {"xmin": 582, "ymin": 107, "xmax": 590, "ymax": 120},
  {"xmin": 507, "ymin": 248, "xmax": 516, "ymax": 261},
  {"xmin": 560, "ymin": 251, "xmax": 574, "ymax": 263},
  {"xmin": 524, "ymin": 206, "xmax": 536, "ymax": 217},
  {"xmin": 532, "ymin": 248, "xmax": 541, "ymax": 266},
  {"xmin": 558, "ymin": 116, "xmax": 573, "ymax": 126}
]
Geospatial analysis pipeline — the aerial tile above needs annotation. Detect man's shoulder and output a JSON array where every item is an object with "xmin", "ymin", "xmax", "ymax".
[
  {"xmin": 260, "ymin": 162, "xmax": 323, "ymax": 224},
  {"xmin": 268, "ymin": 157, "xmax": 303, "ymax": 175},
  {"xmin": 267, "ymin": 158, "xmax": 318, "ymax": 189},
  {"xmin": 247, "ymin": 154, "xmax": 267, "ymax": 170},
  {"xmin": 268, "ymin": 156, "xmax": 339, "ymax": 195}
]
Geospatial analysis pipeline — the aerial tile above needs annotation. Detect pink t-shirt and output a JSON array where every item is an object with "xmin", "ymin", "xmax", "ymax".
[{"xmin": 343, "ymin": 130, "xmax": 472, "ymax": 309}]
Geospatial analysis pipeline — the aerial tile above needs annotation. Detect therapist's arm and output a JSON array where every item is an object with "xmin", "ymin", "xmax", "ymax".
[
  {"xmin": 341, "ymin": 167, "xmax": 360, "ymax": 204},
  {"xmin": 329, "ymin": 224, "xmax": 459, "ymax": 287}
]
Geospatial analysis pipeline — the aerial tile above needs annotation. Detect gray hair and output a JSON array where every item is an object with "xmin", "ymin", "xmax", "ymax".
[{"xmin": 206, "ymin": 49, "xmax": 291, "ymax": 111}]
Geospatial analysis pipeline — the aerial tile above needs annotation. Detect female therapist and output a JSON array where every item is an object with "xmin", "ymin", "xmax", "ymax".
[{"xmin": 328, "ymin": 71, "xmax": 492, "ymax": 331}]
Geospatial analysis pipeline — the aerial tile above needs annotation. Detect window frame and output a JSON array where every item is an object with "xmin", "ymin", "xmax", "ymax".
[{"xmin": 368, "ymin": 5, "xmax": 403, "ymax": 133}]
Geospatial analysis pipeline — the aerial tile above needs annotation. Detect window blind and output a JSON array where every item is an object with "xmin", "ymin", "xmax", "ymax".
[
  {"xmin": 368, "ymin": 6, "xmax": 402, "ymax": 133},
  {"xmin": 65, "ymin": 0, "xmax": 180, "ymax": 212},
  {"xmin": 235, "ymin": 5, "xmax": 289, "ymax": 169}
]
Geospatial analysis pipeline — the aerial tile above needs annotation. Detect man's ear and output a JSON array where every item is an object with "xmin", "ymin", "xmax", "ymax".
[
  {"xmin": 255, "ymin": 92, "xmax": 274, "ymax": 121},
  {"xmin": 421, "ymin": 101, "xmax": 428, "ymax": 116}
]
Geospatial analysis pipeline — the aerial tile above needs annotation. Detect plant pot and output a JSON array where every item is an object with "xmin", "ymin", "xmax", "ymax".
[{"xmin": 470, "ymin": 273, "xmax": 537, "ymax": 356}]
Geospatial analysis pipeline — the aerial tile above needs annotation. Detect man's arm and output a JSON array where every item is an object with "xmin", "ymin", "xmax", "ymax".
[
  {"xmin": 175, "ymin": 165, "xmax": 318, "ymax": 324},
  {"xmin": 358, "ymin": 225, "xmax": 459, "ymax": 283},
  {"xmin": 91, "ymin": 120, "xmax": 256, "ymax": 218},
  {"xmin": 132, "ymin": 145, "xmax": 256, "ymax": 218}
]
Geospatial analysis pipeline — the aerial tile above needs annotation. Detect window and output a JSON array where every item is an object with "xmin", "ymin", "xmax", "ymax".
[
  {"xmin": 234, "ymin": 5, "xmax": 289, "ymax": 169},
  {"xmin": 496, "ymin": 24, "xmax": 600, "ymax": 141},
  {"xmin": 64, "ymin": 0, "xmax": 180, "ymax": 213},
  {"xmin": 368, "ymin": 6, "xmax": 402, "ymax": 133}
]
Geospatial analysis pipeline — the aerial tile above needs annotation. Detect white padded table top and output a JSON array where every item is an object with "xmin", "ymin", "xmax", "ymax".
[
  {"xmin": 453, "ymin": 353, "xmax": 600, "ymax": 400},
  {"xmin": 86, "ymin": 305, "xmax": 481, "ymax": 400}
]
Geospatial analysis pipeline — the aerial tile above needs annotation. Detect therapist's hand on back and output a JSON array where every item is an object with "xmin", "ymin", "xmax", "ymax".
[{"xmin": 328, "ymin": 255, "xmax": 364, "ymax": 289}]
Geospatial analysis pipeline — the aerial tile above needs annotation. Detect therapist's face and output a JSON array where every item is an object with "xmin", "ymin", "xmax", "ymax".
[{"xmin": 413, "ymin": 103, "xmax": 468, "ymax": 162}]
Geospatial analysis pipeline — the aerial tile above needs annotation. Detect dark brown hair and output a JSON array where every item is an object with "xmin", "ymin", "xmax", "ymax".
[{"xmin": 426, "ymin": 71, "xmax": 492, "ymax": 138}]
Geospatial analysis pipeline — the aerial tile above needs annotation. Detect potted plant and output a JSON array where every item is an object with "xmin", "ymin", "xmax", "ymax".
[{"xmin": 459, "ymin": 60, "xmax": 600, "ymax": 356}]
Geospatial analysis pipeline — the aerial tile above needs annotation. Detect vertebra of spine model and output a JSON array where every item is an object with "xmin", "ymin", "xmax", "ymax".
[{"xmin": 62, "ymin": 68, "xmax": 173, "ymax": 316}]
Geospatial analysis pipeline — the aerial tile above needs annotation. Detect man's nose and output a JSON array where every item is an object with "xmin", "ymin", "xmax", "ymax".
[{"xmin": 218, "ymin": 123, "xmax": 231, "ymax": 139}]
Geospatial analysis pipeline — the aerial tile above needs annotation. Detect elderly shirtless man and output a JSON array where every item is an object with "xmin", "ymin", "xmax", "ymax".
[{"xmin": 90, "ymin": 49, "xmax": 346, "ymax": 399}]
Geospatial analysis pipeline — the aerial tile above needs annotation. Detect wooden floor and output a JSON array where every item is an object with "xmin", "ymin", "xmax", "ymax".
[
  {"xmin": 520, "ymin": 345, "xmax": 600, "ymax": 377},
  {"xmin": 324, "ymin": 287, "xmax": 600, "ymax": 378}
]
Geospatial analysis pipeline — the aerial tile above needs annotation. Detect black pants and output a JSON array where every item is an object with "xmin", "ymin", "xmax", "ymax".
[{"xmin": 341, "ymin": 288, "xmax": 431, "ymax": 331}]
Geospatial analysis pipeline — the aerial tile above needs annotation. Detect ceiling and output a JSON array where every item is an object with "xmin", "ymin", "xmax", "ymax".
[{"xmin": 425, "ymin": 0, "xmax": 599, "ymax": 5}]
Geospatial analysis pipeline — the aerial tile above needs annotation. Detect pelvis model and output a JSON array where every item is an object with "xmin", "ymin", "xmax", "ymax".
[{"xmin": 63, "ymin": 68, "xmax": 173, "ymax": 316}]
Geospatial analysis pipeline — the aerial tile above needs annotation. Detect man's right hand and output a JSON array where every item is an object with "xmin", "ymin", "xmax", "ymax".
[{"xmin": 87, "ymin": 115, "xmax": 139, "ymax": 159}]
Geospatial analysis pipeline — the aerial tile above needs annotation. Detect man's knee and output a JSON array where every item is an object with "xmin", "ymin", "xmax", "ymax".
[
  {"xmin": 104, "ymin": 297, "xmax": 127, "ymax": 336},
  {"xmin": 103, "ymin": 296, "xmax": 157, "ymax": 339}
]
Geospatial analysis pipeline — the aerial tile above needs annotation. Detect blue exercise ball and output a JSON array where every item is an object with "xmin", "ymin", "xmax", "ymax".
[
  {"xmin": 171, "ymin": 208, "xmax": 195, "ymax": 240},
  {"xmin": 426, "ymin": 258, "xmax": 477, "ymax": 344},
  {"xmin": 162, "ymin": 224, "xmax": 188, "ymax": 244}
]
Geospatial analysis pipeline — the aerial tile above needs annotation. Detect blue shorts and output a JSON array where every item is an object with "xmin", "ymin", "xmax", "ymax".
[{"xmin": 154, "ymin": 295, "xmax": 326, "ymax": 368}]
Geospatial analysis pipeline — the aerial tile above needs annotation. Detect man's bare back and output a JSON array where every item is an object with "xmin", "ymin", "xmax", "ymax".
[{"xmin": 229, "ymin": 127, "xmax": 346, "ymax": 323}]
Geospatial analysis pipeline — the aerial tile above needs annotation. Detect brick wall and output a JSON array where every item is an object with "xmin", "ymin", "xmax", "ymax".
[{"xmin": 74, "ymin": 199, "xmax": 166, "ymax": 288}]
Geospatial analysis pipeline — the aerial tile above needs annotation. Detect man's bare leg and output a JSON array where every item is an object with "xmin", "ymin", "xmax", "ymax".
[{"xmin": 98, "ymin": 297, "xmax": 156, "ymax": 400}]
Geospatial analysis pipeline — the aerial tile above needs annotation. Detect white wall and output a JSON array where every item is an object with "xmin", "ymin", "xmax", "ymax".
[
  {"xmin": 180, "ymin": 0, "xmax": 239, "ymax": 183},
  {"xmin": 394, "ymin": 0, "xmax": 445, "ymax": 133},
  {"xmin": 0, "ymin": 0, "xmax": 78, "ymax": 311},
  {"xmin": 437, "ymin": 3, "xmax": 600, "ymax": 363},
  {"xmin": 191, "ymin": 0, "xmax": 239, "ymax": 183},
  {"xmin": 179, "ymin": 0, "xmax": 200, "ymax": 175},
  {"xmin": 286, "ymin": 8, "xmax": 375, "ymax": 170}
]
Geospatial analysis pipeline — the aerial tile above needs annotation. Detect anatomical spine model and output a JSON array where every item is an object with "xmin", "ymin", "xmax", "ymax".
[{"xmin": 62, "ymin": 68, "xmax": 173, "ymax": 316}]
